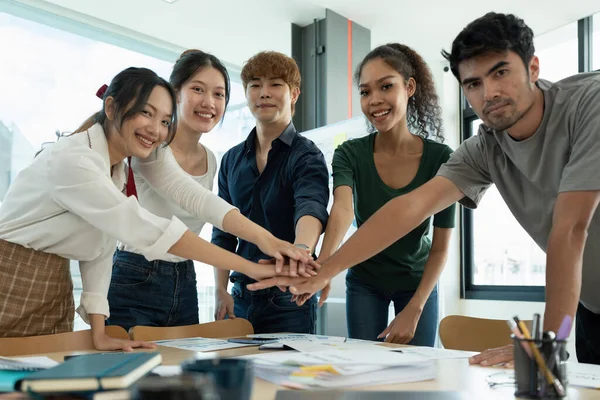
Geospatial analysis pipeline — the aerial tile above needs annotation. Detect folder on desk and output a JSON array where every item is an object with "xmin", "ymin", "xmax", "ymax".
[{"xmin": 15, "ymin": 352, "xmax": 161, "ymax": 394}]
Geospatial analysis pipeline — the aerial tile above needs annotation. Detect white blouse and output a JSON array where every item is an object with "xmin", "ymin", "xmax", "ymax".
[
  {"xmin": 119, "ymin": 145, "xmax": 234, "ymax": 262},
  {"xmin": 0, "ymin": 123, "xmax": 188, "ymax": 322}
]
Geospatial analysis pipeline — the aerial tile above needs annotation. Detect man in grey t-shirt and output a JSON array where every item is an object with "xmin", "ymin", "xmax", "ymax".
[{"xmin": 248, "ymin": 12, "xmax": 600, "ymax": 366}]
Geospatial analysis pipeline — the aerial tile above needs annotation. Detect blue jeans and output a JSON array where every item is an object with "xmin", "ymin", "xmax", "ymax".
[
  {"xmin": 231, "ymin": 275, "xmax": 317, "ymax": 334},
  {"xmin": 576, "ymin": 302, "xmax": 600, "ymax": 364},
  {"xmin": 107, "ymin": 250, "xmax": 199, "ymax": 331},
  {"xmin": 345, "ymin": 269, "xmax": 438, "ymax": 346}
]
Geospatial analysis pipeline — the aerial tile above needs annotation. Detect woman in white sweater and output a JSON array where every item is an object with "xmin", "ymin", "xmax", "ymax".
[
  {"xmin": 0, "ymin": 66, "xmax": 313, "ymax": 351},
  {"xmin": 107, "ymin": 50, "xmax": 306, "ymax": 330}
]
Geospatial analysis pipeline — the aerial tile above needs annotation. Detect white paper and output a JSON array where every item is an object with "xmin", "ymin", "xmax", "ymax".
[
  {"xmin": 242, "ymin": 349, "xmax": 430, "ymax": 366},
  {"xmin": 1, "ymin": 356, "xmax": 58, "ymax": 369},
  {"xmin": 253, "ymin": 362, "xmax": 437, "ymax": 389},
  {"xmin": 389, "ymin": 346, "xmax": 477, "ymax": 360},
  {"xmin": 247, "ymin": 333, "xmax": 348, "ymax": 342},
  {"xmin": 154, "ymin": 337, "xmax": 254, "ymax": 352},
  {"xmin": 567, "ymin": 362, "xmax": 600, "ymax": 389},
  {"xmin": 280, "ymin": 339, "xmax": 390, "ymax": 353},
  {"xmin": 152, "ymin": 365, "xmax": 182, "ymax": 376}
]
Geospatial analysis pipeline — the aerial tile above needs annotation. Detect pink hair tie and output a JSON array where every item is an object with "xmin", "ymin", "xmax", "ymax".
[{"xmin": 96, "ymin": 84, "xmax": 108, "ymax": 99}]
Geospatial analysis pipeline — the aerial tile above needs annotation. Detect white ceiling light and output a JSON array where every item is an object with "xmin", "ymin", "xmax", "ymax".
[{"xmin": 162, "ymin": 0, "xmax": 179, "ymax": 3}]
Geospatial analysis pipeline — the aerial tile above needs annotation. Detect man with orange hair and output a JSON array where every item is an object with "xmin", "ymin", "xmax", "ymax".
[{"xmin": 211, "ymin": 51, "xmax": 329, "ymax": 334}]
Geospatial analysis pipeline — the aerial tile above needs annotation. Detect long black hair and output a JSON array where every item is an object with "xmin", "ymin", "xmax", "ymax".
[
  {"xmin": 170, "ymin": 49, "xmax": 231, "ymax": 121},
  {"xmin": 74, "ymin": 67, "xmax": 178, "ymax": 144}
]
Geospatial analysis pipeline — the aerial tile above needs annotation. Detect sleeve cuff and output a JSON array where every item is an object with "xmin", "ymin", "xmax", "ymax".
[
  {"xmin": 141, "ymin": 216, "xmax": 188, "ymax": 261},
  {"xmin": 436, "ymin": 169, "xmax": 481, "ymax": 209},
  {"xmin": 209, "ymin": 201, "xmax": 238, "ymax": 231},
  {"xmin": 77, "ymin": 292, "xmax": 110, "ymax": 323}
]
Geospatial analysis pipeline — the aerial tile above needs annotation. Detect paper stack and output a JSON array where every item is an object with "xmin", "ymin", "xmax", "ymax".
[{"xmin": 238, "ymin": 349, "xmax": 436, "ymax": 389}]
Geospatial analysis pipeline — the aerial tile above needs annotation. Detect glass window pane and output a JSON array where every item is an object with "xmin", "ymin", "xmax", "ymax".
[
  {"xmin": 470, "ymin": 119, "xmax": 546, "ymax": 287},
  {"xmin": 0, "ymin": 11, "xmax": 250, "ymax": 329},
  {"xmin": 594, "ymin": 12, "xmax": 600, "ymax": 71},
  {"xmin": 535, "ymin": 22, "xmax": 578, "ymax": 81}
]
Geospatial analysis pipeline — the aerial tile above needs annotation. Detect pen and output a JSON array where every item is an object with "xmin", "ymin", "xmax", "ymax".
[
  {"xmin": 506, "ymin": 319, "xmax": 533, "ymax": 358},
  {"xmin": 532, "ymin": 313, "xmax": 541, "ymax": 341},
  {"xmin": 517, "ymin": 320, "xmax": 565, "ymax": 397},
  {"xmin": 556, "ymin": 315, "xmax": 573, "ymax": 341}
]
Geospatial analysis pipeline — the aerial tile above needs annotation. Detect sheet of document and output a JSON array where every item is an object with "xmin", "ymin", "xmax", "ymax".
[
  {"xmin": 253, "ymin": 362, "xmax": 437, "ymax": 389},
  {"xmin": 567, "ymin": 362, "xmax": 600, "ymax": 389},
  {"xmin": 247, "ymin": 333, "xmax": 349, "ymax": 342},
  {"xmin": 0, "ymin": 356, "xmax": 58, "ymax": 369},
  {"xmin": 242, "ymin": 348, "xmax": 430, "ymax": 366},
  {"xmin": 389, "ymin": 346, "xmax": 477, "ymax": 359},
  {"xmin": 154, "ymin": 337, "xmax": 254, "ymax": 352},
  {"xmin": 280, "ymin": 339, "xmax": 390, "ymax": 353}
]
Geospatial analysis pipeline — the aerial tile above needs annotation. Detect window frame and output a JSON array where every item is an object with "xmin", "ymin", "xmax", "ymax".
[{"xmin": 461, "ymin": 15, "xmax": 595, "ymax": 301}]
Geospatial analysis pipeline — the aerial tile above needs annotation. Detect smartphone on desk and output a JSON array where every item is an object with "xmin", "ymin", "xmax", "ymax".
[{"xmin": 226, "ymin": 337, "xmax": 279, "ymax": 345}]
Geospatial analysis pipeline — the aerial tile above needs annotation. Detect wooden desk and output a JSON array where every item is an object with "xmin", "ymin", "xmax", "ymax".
[{"xmin": 5, "ymin": 345, "xmax": 598, "ymax": 399}]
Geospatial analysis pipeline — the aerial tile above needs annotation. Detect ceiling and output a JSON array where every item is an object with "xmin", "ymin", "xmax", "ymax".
[{"xmin": 282, "ymin": 0, "xmax": 600, "ymax": 59}]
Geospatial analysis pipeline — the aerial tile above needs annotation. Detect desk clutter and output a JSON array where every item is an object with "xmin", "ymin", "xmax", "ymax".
[{"xmin": 2, "ymin": 333, "xmax": 600, "ymax": 399}]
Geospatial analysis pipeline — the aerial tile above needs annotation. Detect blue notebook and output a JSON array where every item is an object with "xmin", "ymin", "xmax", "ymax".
[
  {"xmin": 15, "ymin": 352, "xmax": 161, "ymax": 394},
  {"xmin": 0, "ymin": 356, "xmax": 46, "ymax": 392}
]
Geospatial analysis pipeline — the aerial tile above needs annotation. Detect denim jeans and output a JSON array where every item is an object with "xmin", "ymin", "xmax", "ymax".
[
  {"xmin": 576, "ymin": 302, "xmax": 600, "ymax": 364},
  {"xmin": 345, "ymin": 269, "xmax": 438, "ymax": 346},
  {"xmin": 231, "ymin": 275, "xmax": 317, "ymax": 334},
  {"xmin": 106, "ymin": 250, "xmax": 199, "ymax": 331}
]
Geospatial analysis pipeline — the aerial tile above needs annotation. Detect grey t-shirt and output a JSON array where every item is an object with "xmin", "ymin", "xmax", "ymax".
[{"xmin": 437, "ymin": 72, "xmax": 600, "ymax": 313}]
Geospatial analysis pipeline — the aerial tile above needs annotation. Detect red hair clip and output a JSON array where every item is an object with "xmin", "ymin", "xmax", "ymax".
[{"xmin": 96, "ymin": 84, "xmax": 108, "ymax": 99}]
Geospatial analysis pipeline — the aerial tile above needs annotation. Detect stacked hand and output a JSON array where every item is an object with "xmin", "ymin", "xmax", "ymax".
[
  {"xmin": 247, "ymin": 264, "xmax": 333, "ymax": 306},
  {"xmin": 255, "ymin": 236, "xmax": 320, "ymax": 278}
]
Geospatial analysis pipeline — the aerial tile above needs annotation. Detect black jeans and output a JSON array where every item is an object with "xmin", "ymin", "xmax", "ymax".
[{"xmin": 576, "ymin": 302, "xmax": 600, "ymax": 364}]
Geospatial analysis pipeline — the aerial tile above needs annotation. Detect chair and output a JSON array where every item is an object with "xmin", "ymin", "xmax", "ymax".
[
  {"xmin": 439, "ymin": 315, "xmax": 532, "ymax": 352},
  {"xmin": 0, "ymin": 325, "xmax": 129, "ymax": 357},
  {"xmin": 129, "ymin": 319, "xmax": 254, "ymax": 341}
]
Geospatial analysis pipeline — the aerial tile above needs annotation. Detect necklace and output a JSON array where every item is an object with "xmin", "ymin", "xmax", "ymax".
[{"xmin": 86, "ymin": 130, "xmax": 92, "ymax": 149}]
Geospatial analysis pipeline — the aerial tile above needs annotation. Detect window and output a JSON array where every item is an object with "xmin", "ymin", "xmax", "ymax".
[
  {"xmin": 468, "ymin": 120, "xmax": 546, "ymax": 287},
  {"xmin": 594, "ymin": 12, "xmax": 600, "ymax": 70},
  {"xmin": 0, "ymin": 9, "xmax": 251, "ymax": 329},
  {"xmin": 535, "ymin": 22, "xmax": 578, "ymax": 81},
  {"xmin": 461, "ymin": 19, "xmax": 589, "ymax": 301}
]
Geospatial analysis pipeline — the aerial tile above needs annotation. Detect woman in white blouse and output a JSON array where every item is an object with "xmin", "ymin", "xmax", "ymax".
[
  {"xmin": 108, "ymin": 50, "xmax": 304, "ymax": 330},
  {"xmin": 0, "ymin": 66, "xmax": 313, "ymax": 351}
]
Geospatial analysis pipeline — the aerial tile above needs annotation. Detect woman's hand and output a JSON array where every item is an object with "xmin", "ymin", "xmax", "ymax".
[
  {"xmin": 93, "ymin": 333, "xmax": 156, "ymax": 352},
  {"xmin": 255, "ymin": 235, "xmax": 318, "ymax": 277},
  {"xmin": 378, "ymin": 304, "xmax": 422, "ymax": 344}
]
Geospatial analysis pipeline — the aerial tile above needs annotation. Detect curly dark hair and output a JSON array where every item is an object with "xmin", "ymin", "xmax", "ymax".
[
  {"xmin": 355, "ymin": 43, "xmax": 444, "ymax": 142},
  {"xmin": 441, "ymin": 12, "xmax": 535, "ymax": 81}
]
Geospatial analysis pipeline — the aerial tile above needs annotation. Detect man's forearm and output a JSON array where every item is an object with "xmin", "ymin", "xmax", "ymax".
[
  {"xmin": 295, "ymin": 215, "xmax": 323, "ymax": 251},
  {"xmin": 544, "ymin": 227, "xmax": 585, "ymax": 332},
  {"xmin": 322, "ymin": 177, "xmax": 463, "ymax": 276}
]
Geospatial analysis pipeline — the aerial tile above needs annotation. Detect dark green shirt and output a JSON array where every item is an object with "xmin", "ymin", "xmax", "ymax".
[{"xmin": 332, "ymin": 133, "xmax": 456, "ymax": 292}]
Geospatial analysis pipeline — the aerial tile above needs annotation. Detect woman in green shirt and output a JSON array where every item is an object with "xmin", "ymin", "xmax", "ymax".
[{"xmin": 305, "ymin": 43, "xmax": 456, "ymax": 345}]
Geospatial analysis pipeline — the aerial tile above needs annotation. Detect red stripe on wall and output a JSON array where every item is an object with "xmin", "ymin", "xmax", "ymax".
[{"xmin": 348, "ymin": 19, "xmax": 353, "ymax": 119}]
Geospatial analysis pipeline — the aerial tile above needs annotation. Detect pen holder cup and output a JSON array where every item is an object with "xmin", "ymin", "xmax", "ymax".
[
  {"xmin": 181, "ymin": 358, "xmax": 254, "ymax": 400},
  {"xmin": 513, "ymin": 335, "xmax": 568, "ymax": 398}
]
